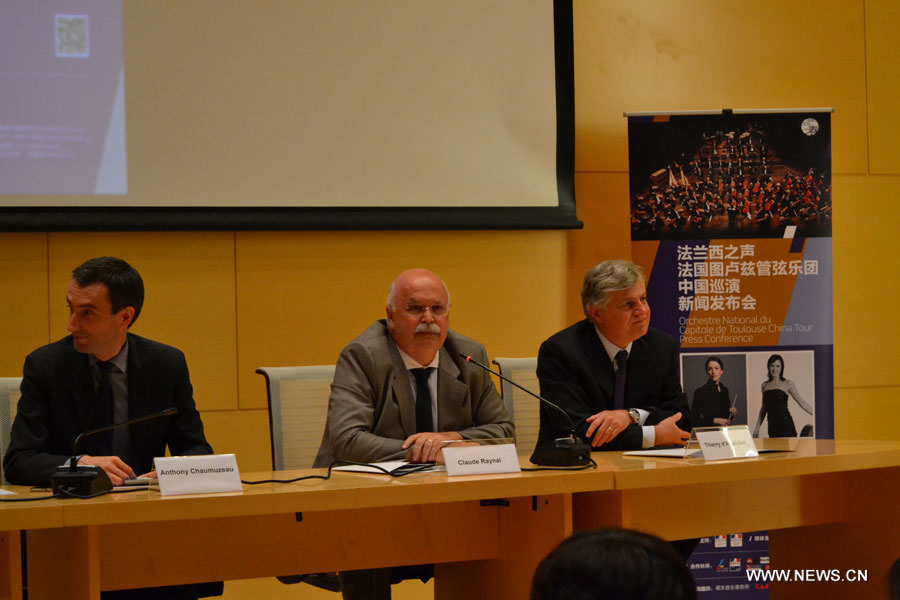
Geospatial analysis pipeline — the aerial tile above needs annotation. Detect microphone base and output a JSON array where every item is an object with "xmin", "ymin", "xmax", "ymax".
[
  {"xmin": 51, "ymin": 466, "xmax": 113, "ymax": 497},
  {"xmin": 530, "ymin": 438, "xmax": 592, "ymax": 466}
]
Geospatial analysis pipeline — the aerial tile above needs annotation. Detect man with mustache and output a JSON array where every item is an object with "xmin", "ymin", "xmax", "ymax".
[
  {"xmin": 313, "ymin": 268, "xmax": 513, "ymax": 600},
  {"xmin": 314, "ymin": 268, "xmax": 512, "ymax": 467},
  {"xmin": 533, "ymin": 260, "xmax": 691, "ymax": 456}
]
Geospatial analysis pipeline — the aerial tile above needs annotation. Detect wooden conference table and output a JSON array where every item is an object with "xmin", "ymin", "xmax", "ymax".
[{"xmin": 1, "ymin": 438, "xmax": 898, "ymax": 600}]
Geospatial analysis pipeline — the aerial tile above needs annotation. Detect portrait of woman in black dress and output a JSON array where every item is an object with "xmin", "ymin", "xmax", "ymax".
[
  {"xmin": 691, "ymin": 357, "xmax": 737, "ymax": 427},
  {"xmin": 752, "ymin": 354, "xmax": 814, "ymax": 437}
]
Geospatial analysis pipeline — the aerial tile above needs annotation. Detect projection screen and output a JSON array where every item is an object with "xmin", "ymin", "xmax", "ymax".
[{"xmin": 0, "ymin": 0, "xmax": 577, "ymax": 231}]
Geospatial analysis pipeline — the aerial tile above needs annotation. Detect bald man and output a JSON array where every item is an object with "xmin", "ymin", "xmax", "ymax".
[
  {"xmin": 314, "ymin": 268, "xmax": 513, "ymax": 467},
  {"xmin": 312, "ymin": 269, "xmax": 513, "ymax": 600}
]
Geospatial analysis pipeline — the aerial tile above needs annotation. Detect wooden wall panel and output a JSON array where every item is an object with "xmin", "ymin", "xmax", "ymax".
[
  {"xmin": 865, "ymin": 0, "xmax": 900, "ymax": 174},
  {"xmin": 834, "ymin": 386, "xmax": 900, "ymax": 441},
  {"xmin": 832, "ymin": 175, "xmax": 900, "ymax": 391},
  {"xmin": 0, "ymin": 233, "xmax": 49, "ymax": 376},
  {"xmin": 235, "ymin": 230, "xmax": 567, "ymax": 409},
  {"xmin": 573, "ymin": 0, "xmax": 867, "ymax": 174},
  {"xmin": 566, "ymin": 173, "xmax": 633, "ymax": 323}
]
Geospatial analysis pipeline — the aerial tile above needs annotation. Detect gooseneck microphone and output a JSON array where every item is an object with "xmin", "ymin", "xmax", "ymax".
[
  {"xmin": 50, "ymin": 407, "xmax": 178, "ymax": 496},
  {"xmin": 459, "ymin": 353, "xmax": 590, "ymax": 466}
]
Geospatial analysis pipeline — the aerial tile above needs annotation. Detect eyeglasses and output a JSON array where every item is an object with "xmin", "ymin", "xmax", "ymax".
[{"xmin": 403, "ymin": 304, "xmax": 449, "ymax": 317}]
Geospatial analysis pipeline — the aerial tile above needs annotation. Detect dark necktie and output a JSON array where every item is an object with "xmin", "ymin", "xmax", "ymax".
[
  {"xmin": 613, "ymin": 349, "xmax": 628, "ymax": 411},
  {"xmin": 411, "ymin": 368, "xmax": 434, "ymax": 433},
  {"xmin": 96, "ymin": 360, "xmax": 115, "ymax": 453}
]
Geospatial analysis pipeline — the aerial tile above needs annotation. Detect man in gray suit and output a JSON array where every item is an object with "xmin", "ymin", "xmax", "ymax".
[{"xmin": 314, "ymin": 268, "xmax": 513, "ymax": 599}]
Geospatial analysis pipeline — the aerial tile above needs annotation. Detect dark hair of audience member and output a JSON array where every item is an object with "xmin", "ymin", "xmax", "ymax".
[
  {"xmin": 530, "ymin": 528, "xmax": 697, "ymax": 600},
  {"xmin": 889, "ymin": 556, "xmax": 900, "ymax": 600}
]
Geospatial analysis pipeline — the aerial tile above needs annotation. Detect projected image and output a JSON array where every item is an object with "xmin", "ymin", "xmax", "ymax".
[
  {"xmin": 0, "ymin": 1, "xmax": 574, "ymax": 230},
  {"xmin": 0, "ymin": 1, "xmax": 126, "ymax": 194}
]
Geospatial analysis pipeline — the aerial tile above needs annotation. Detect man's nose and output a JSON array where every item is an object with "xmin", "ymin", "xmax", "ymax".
[
  {"xmin": 66, "ymin": 313, "xmax": 77, "ymax": 332},
  {"xmin": 421, "ymin": 308, "xmax": 436, "ymax": 323}
]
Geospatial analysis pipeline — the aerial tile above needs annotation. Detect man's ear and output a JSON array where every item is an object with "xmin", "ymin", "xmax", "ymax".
[
  {"xmin": 118, "ymin": 306, "xmax": 136, "ymax": 328},
  {"xmin": 385, "ymin": 306, "xmax": 395, "ymax": 332},
  {"xmin": 585, "ymin": 304, "xmax": 603, "ymax": 326}
]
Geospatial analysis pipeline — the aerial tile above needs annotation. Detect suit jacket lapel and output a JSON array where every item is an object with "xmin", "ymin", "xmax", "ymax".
[
  {"xmin": 67, "ymin": 342, "xmax": 95, "ymax": 429},
  {"xmin": 387, "ymin": 338, "xmax": 417, "ymax": 437},
  {"xmin": 125, "ymin": 334, "xmax": 150, "ymax": 420},
  {"xmin": 435, "ymin": 347, "xmax": 466, "ymax": 432},
  {"xmin": 580, "ymin": 321, "xmax": 615, "ymax": 400}
]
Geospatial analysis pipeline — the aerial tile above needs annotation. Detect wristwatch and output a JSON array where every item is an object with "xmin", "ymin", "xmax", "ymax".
[{"xmin": 627, "ymin": 409, "xmax": 640, "ymax": 424}]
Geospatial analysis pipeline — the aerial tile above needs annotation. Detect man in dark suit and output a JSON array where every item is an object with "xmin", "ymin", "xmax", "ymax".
[
  {"xmin": 3, "ymin": 256, "xmax": 220, "ymax": 599},
  {"xmin": 534, "ymin": 259, "xmax": 691, "ymax": 457}
]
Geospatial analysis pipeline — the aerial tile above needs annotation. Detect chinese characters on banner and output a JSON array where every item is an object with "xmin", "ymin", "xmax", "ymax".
[{"xmin": 627, "ymin": 110, "xmax": 834, "ymax": 598}]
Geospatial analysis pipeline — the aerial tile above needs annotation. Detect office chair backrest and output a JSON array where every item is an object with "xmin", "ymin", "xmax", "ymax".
[
  {"xmin": 491, "ymin": 358, "xmax": 539, "ymax": 455},
  {"xmin": 256, "ymin": 366, "xmax": 336, "ymax": 470},
  {"xmin": 0, "ymin": 377, "xmax": 23, "ymax": 485}
]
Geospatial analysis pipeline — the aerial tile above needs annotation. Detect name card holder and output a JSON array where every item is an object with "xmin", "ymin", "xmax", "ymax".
[
  {"xmin": 442, "ymin": 438, "xmax": 520, "ymax": 476},
  {"xmin": 155, "ymin": 454, "xmax": 242, "ymax": 496},
  {"xmin": 691, "ymin": 425, "xmax": 759, "ymax": 461}
]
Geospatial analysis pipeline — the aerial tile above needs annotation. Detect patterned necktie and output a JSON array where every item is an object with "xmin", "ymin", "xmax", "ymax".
[
  {"xmin": 411, "ymin": 368, "xmax": 434, "ymax": 433},
  {"xmin": 613, "ymin": 349, "xmax": 628, "ymax": 411}
]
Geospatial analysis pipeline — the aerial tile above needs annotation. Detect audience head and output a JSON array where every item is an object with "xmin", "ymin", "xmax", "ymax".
[
  {"xmin": 889, "ymin": 556, "xmax": 900, "ymax": 600},
  {"xmin": 582, "ymin": 260, "xmax": 650, "ymax": 348},
  {"xmin": 68, "ymin": 257, "xmax": 144, "ymax": 360},
  {"xmin": 530, "ymin": 528, "xmax": 697, "ymax": 600},
  {"xmin": 385, "ymin": 269, "xmax": 450, "ymax": 365}
]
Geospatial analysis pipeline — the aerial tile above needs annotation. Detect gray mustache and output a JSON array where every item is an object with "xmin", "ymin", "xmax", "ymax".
[{"xmin": 416, "ymin": 323, "xmax": 441, "ymax": 334}]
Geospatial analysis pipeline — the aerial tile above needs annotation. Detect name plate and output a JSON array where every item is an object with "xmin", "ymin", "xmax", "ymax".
[
  {"xmin": 443, "ymin": 443, "xmax": 520, "ymax": 476},
  {"xmin": 693, "ymin": 426, "xmax": 759, "ymax": 461},
  {"xmin": 155, "ymin": 454, "xmax": 242, "ymax": 496}
]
